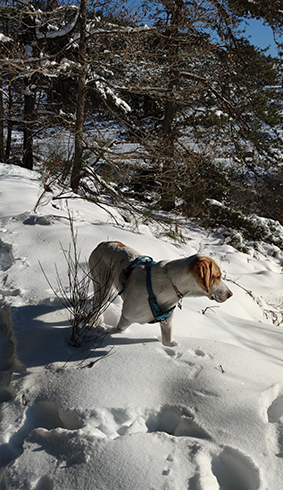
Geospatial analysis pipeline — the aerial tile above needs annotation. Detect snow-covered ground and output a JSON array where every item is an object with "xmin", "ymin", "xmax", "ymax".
[{"xmin": 0, "ymin": 163, "xmax": 282, "ymax": 490}]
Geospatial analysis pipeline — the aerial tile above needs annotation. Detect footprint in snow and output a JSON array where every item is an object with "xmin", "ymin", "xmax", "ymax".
[
  {"xmin": 0, "ymin": 306, "xmax": 18, "ymax": 409},
  {"xmin": 88, "ymin": 407, "xmax": 147, "ymax": 439},
  {"xmin": 146, "ymin": 405, "xmax": 212, "ymax": 440},
  {"xmin": 267, "ymin": 394, "xmax": 283, "ymax": 458},
  {"xmin": 163, "ymin": 347, "xmax": 203, "ymax": 379},
  {"xmin": 32, "ymin": 474, "xmax": 54, "ymax": 490},
  {"xmin": 86, "ymin": 405, "xmax": 212, "ymax": 442},
  {"xmin": 194, "ymin": 348, "xmax": 208, "ymax": 358},
  {"xmin": 267, "ymin": 395, "xmax": 283, "ymax": 423},
  {"xmin": 0, "ymin": 239, "xmax": 22, "ymax": 296},
  {"xmin": 0, "ymin": 239, "xmax": 14, "ymax": 271},
  {"xmin": 211, "ymin": 446, "xmax": 260, "ymax": 490},
  {"xmin": 0, "ymin": 400, "xmax": 84, "ymax": 468}
]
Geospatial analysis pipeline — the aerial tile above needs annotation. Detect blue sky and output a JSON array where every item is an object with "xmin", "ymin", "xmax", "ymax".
[
  {"xmin": 129, "ymin": 1, "xmax": 280, "ymax": 57},
  {"xmin": 242, "ymin": 18, "xmax": 279, "ymax": 57}
]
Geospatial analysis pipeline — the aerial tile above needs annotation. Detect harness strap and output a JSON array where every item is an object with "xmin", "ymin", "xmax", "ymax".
[
  {"xmin": 146, "ymin": 262, "xmax": 176, "ymax": 323},
  {"xmin": 119, "ymin": 255, "xmax": 176, "ymax": 323},
  {"xmin": 119, "ymin": 256, "xmax": 153, "ymax": 296}
]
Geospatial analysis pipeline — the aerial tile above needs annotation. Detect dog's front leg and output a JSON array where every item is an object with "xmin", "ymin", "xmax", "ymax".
[{"xmin": 160, "ymin": 316, "xmax": 175, "ymax": 347}]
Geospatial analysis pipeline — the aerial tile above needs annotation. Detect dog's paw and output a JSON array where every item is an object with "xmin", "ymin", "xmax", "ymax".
[
  {"xmin": 106, "ymin": 325, "xmax": 121, "ymax": 335},
  {"xmin": 166, "ymin": 340, "xmax": 178, "ymax": 348},
  {"xmin": 94, "ymin": 324, "xmax": 108, "ymax": 334},
  {"xmin": 93, "ymin": 314, "xmax": 104, "ymax": 327},
  {"xmin": 162, "ymin": 340, "xmax": 178, "ymax": 348}
]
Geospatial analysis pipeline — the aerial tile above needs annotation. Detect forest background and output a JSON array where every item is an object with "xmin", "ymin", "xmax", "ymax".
[{"xmin": 1, "ymin": 0, "xmax": 283, "ymax": 247}]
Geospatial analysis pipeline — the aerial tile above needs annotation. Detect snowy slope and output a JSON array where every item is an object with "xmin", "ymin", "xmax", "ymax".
[{"xmin": 0, "ymin": 163, "xmax": 283, "ymax": 490}]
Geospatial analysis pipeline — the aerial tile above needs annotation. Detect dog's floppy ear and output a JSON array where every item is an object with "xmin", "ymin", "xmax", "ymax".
[
  {"xmin": 210, "ymin": 260, "xmax": 221, "ymax": 281},
  {"xmin": 198, "ymin": 258, "xmax": 211, "ymax": 293},
  {"xmin": 197, "ymin": 257, "xmax": 222, "ymax": 293},
  {"xmin": 191, "ymin": 256, "xmax": 220, "ymax": 293}
]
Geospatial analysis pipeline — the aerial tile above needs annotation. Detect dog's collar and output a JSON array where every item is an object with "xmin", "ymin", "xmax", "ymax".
[
  {"xmin": 163, "ymin": 264, "xmax": 184, "ymax": 309},
  {"xmin": 170, "ymin": 281, "xmax": 183, "ymax": 310}
]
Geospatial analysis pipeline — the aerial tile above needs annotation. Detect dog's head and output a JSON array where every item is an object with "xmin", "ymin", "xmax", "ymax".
[{"xmin": 191, "ymin": 256, "xmax": 233, "ymax": 303}]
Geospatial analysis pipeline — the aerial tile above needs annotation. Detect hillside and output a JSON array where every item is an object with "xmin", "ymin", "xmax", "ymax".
[{"xmin": 0, "ymin": 163, "xmax": 283, "ymax": 490}]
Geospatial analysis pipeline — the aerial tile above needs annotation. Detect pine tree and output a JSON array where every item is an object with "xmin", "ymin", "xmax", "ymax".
[{"xmin": 113, "ymin": 0, "xmax": 283, "ymax": 217}]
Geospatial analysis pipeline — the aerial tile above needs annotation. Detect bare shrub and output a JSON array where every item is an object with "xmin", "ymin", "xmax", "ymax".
[{"xmin": 39, "ymin": 206, "xmax": 98, "ymax": 346}]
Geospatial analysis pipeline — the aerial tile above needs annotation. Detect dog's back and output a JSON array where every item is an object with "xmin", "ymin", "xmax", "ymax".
[
  {"xmin": 88, "ymin": 241, "xmax": 140, "ymax": 320},
  {"xmin": 89, "ymin": 241, "xmax": 139, "ymax": 278}
]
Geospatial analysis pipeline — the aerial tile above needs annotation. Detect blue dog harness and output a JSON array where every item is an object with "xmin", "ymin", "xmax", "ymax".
[{"xmin": 119, "ymin": 256, "xmax": 176, "ymax": 323}]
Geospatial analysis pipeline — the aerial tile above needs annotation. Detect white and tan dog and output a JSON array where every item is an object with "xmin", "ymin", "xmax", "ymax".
[{"xmin": 89, "ymin": 241, "xmax": 233, "ymax": 346}]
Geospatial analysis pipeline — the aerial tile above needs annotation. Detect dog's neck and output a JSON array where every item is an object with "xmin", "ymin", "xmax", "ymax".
[{"xmin": 164, "ymin": 255, "xmax": 197, "ymax": 299}]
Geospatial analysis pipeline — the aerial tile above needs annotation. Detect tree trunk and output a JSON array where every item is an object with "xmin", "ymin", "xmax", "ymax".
[
  {"xmin": 5, "ymin": 80, "xmax": 13, "ymax": 160},
  {"xmin": 22, "ymin": 11, "xmax": 37, "ymax": 170},
  {"xmin": 23, "ymin": 77, "xmax": 35, "ymax": 170},
  {"xmin": 71, "ymin": 0, "xmax": 88, "ymax": 192},
  {"xmin": 71, "ymin": 73, "xmax": 86, "ymax": 192},
  {"xmin": 159, "ymin": 2, "xmax": 183, "ymax": 211},
  {"xmin": 0, "ymin": 74, "xmax": 4, "ymax": 162},
  {"xmin": 160, "ymin": 97, "xmax": 176, "ymax": 211}
]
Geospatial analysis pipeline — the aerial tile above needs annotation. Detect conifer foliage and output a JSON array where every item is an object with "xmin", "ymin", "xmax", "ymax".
[{"xmin": 0, "ymin": 0, "xmax": 282, "ymax": 224}]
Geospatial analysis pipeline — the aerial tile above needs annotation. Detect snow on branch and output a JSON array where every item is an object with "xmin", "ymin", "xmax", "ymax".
[
  {"xmin": 86, "ymin": 19, "xmax": 150, "ymax": 38},
  {"xmin": 36, "ymin": 11, "xmax": 79, "ymax": 40},
  {"xmin": 87, "ymin": 74, "xmax": 131, "ymax": 113},
  {"xmin": 0, "ymin": 33, "xmax": 13, "ymax": 43}
]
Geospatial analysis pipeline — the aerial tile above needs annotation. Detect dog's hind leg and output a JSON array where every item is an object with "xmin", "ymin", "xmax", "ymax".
[
  {"xmin": 116, "ymin": 313, "xmax": 131, "ymax": 332},
  {"xmin": 90, "ymin": 270, "xmax": 114, "ymax": 326}
]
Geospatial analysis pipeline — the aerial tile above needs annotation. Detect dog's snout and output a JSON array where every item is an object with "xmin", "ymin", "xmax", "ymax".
[
  {"xmin": 227, "ymin": 289, "xmax": 233, "ymax": 299},
  {"xmin": 209, "ymin": 284, "xmax": 233, "ymax": 303}
]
